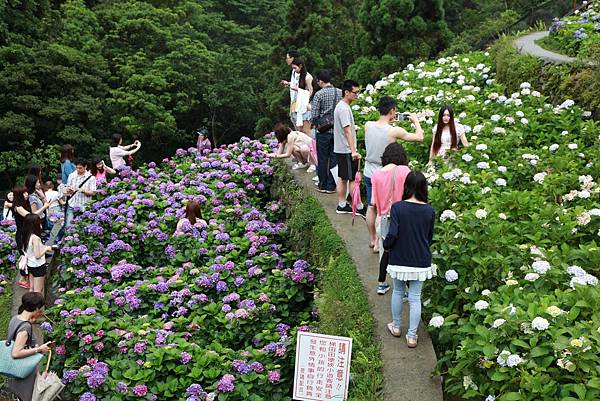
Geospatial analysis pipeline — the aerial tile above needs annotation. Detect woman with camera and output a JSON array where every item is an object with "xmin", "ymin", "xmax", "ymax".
[{"xmin": 109, "ymin": 134, "xmax": 141, "ymax": 169}]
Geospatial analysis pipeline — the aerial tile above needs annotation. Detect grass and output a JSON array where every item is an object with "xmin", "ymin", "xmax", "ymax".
[
  {"xmin": 535, "ymin": 35, "xmax": 569, "ymax": 55},
  {"xmin": 272, "ymin": 162, "xmax": 384, "ymax": 400}
]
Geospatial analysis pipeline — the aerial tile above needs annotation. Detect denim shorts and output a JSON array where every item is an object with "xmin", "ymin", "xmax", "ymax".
[{"xmin": 364, "ymin": 175, "xmax": 372, "ymax": 205}]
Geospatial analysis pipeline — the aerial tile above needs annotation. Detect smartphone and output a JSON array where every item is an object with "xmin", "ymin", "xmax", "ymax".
[{"xmin": 395, "ymin": 112, "xmax": 411, "ymax": 122}]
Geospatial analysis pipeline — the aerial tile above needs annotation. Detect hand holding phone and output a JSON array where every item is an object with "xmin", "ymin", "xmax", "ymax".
[{"xmin": 395, "ymin": 112, "xmax": 411, "ymax": 122}]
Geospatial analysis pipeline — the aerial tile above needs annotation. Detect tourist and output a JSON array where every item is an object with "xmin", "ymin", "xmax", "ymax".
[
  {"xmin": 311, "ymin": 69, "xmax": 341, "ymax": 194},
  {"xmin": 196, "ymin": 129, "xmax": 212, "ymax": 153},
  {"xmin": 2, "ymin": 192, "xmax": 14, "ymax": 221},
  {"xmin": 267, "ymin": 123, "xmax": 314, "ymax": 169},
  {"xmin": 290, "ymin": 59, "xmax": 314, "ymax": 136},
  {"xmin": 110, "ymin": 134, "xmax": 141, "ymax": 169},
  {"xmin": 280, "ymin": 48, "xmax": 300, "ymax": 127},
  {"xmin": 24, "ymin": 175, "xmax": 48, "ymax": 234},
  {"xmin": 175, "ymin": 200, "xmax": 207, "ymax": 235},
  {"xmin": 429, "ymin": 105, "xmax": 470, "ymax": 161},
  {"xmin": 43, "ymin": 181, "xmax": 60, "ymax": 209},
  {"xmin": 44, "ymin": 180, "xmax": 63, "ymax": 241},
  {"xmin": 90, "ymin": 160, "xmax": 116, "ymax": 185},
  {"xmin": 56, "ymin": 159, "xmax": 96, "ymax": 242},
  {"xmin": 333, "ymin": 79, "xmax": 365, "ymax": 216},
  {"xmin": 370, "ymin": 143, "xmax": 411, "ymax": 294},
  {"xmin": 364, "ymin": 96, "xmax": 424, "ymax": 251},
  {"xmin": 9, "ymin": 186, "xmax": 51, "ymax": 289},
  {"xmin": 60, "ymin": 144, "xmax": 76, "ymax": 185},
  {"xmin": 384, "ymin": 171, "xmax": 435, "ymax": 348},
  {"xmin": 6, "ymin": 292, "xmax": 53, "ymax": 401},
  {"xmin": 21, "ymin": 214, "xmax": 52, "ymax": 294}
]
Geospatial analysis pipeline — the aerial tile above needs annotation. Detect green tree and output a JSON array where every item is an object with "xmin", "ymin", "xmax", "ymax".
[{"xmin": 352, "ymin": 0, "xmax": 450, "ymax": 82}]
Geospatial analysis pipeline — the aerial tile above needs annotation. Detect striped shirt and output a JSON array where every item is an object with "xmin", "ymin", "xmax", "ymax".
[{"xmin": 65, "ymin": 172, "xmax": 96, "ymax": 211}]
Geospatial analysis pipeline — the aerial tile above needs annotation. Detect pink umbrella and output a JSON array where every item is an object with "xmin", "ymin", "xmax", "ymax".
[{"xmin": 351, "ymin": 159, "xmax": 362, "ymax": 225}]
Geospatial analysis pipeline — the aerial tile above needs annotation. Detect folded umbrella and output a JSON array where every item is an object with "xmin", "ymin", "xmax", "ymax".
[
  {"xmin": 32, "ymin": 350, "xmax": 65, "ymax": 401},
  {"xmin": 351, "ymin": 159, "xmax": 362, "ymax": 226}
]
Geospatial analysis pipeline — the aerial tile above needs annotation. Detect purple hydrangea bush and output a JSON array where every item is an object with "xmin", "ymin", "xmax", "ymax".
[{"xmin": 47, "ymin": 138, "xmax": 315, "ymax": 400}]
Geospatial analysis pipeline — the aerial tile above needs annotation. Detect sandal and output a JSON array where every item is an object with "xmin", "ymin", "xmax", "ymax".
[
  {"xmin": 387, "ymin": 323, "xmax": 401, "ymax": 338},
  {"xmin": 406, "ymin": 335, "xmax": 418, "ymax": 348}
]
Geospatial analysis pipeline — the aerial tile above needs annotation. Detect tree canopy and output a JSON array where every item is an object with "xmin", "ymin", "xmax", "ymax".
[{"xmin": 0, "ymin": 0, "xmax": 575, "ymax": 188}]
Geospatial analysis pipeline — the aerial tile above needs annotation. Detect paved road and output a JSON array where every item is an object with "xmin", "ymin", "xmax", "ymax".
[
  {"xmin": 291, "ymin": 166, "xmax": 444, "ymax": 401},
  {"xmin": 513, "ymin": 31, "xmax": 576, "ymax": 64}
]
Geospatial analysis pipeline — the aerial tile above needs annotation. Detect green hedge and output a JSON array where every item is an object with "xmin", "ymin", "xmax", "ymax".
[
  {"xmin": 272, "ymin": 162, "xmax": 384, "ymax": 400},
  {"xmin": 492, "ymin": 35, "xmax": 600, "ymax": 118}
]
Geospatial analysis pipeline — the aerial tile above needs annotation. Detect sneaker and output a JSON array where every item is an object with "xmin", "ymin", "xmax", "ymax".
[
  {"xmin": 292, "ymin": 162, "xmax": 309, "ymax": 170},
  {"xmin": 377, "ymin": 283, "xmax": 391, "ymax": 295},
  {"xmin": 312, "ymin": 175, "xmax": 319, "ymax": 181},
  {"xmin": 316, "ymin": 188, "xmax": 336, "ymax": 194},
  {"xmin": 406, "ymin": 335, "xmax": 418, "ymax": 348},
  {"xmin": 336, "ymin": 204, "xmax": 352, "ymax": 214},
  {"xmin": 356, "ymin": 206, "xmax": 367, "ymax": 219},
  {"xmin": 307, "ymin": 165, "xmax": 316, "ymax": 173},
  {"xmin": 17, "ymin": 280, "xmax": 30, "ymax": 289}
]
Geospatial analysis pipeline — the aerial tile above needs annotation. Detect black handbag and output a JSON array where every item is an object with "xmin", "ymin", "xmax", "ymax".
[{"xmin": 316, "ymin": 88, "xmax": 340, "ymax": 133}]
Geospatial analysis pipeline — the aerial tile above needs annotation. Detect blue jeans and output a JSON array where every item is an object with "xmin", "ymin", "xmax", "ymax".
[
  {"xmin": 364, "ymin": 175, "xmax": 372, "ymax": 205},
  {"xmin": 56, "ymin": 206, "xmax": 75, "ymax": 242},
  {"xmin": 391, "ymin": 279, "xmax": 424, "ymax": 339},
  {"xmin": 315, "ymin": 131, "xmax": 337, "ymax": 191}
]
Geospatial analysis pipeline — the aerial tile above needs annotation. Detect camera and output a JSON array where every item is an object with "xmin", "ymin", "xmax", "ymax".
[{"xmin": 395, "ymin": 112, "xmax": 411, "ymax": 122}]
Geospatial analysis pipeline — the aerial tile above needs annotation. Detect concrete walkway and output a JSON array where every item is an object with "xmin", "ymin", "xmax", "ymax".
[
  {"xmin": 291, "ymin": 168, "xmax": 443, "ymax": 401},
  {"xmin": 513, "ymin": 31, "xmax": 576, "ymax": 64}
]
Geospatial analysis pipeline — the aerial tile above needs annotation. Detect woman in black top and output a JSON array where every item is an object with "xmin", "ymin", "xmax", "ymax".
[{"xmin": 383, "ymin": 171, "xmax": 435, "ymax": 348}]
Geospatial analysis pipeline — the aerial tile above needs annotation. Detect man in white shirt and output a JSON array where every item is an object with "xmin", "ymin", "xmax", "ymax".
[{"xmin": 56, "ymin": 159, "xmax": 96, "ymax": 242}]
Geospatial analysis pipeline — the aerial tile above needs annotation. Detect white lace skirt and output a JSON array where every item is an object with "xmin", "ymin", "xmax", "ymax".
[{"xmin": 387, "ymin": 264, "xmax": 437, "ymax": 281}]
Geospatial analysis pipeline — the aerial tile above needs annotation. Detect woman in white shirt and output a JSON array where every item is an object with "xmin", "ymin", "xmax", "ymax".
[
  {"xmin": 22, "ymin": 213, "xmax": 52, "ymax": 294},
  {"xmin": 429, "ymin": 106, "xmax": 469, "ymax": 161},
  {"xmin": 110, "ymin": 134, "xmax": 142, "ymax": 169},
  {"xmin": 290, "ymin": 59, "xmax": 313, "ymax": 136},
  {"xmin": 267, "ymin": 123, "xmax": 314, "ymax": 169}
]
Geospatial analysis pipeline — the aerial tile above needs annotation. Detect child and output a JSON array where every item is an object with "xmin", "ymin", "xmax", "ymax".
[
  {"xmin": 383, "ymin": 171, "xmax": 435, "ymax": 348},
  {"xmin": 2, "ymin": 192, "xmax": 14, "ymax": 221}
]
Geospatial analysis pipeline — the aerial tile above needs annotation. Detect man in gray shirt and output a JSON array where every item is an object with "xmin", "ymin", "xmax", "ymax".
[{"xmin": 333, "ymin": 79, "xmax": 365, "ymax": 216}]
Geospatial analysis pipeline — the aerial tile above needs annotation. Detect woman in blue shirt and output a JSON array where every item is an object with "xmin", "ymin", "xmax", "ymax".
[
  {"xmin": 383, "ymin": 171, "xmax": 435, "ymax": 348},
  {"xmin": 60, "ymin": 144, "xmax": 76, "ymax": 184}
]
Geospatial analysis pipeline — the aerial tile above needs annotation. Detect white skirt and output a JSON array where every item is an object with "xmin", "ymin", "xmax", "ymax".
[{"xmin": 387, "ymin": 264, "xmax": 437, "ymax": 281}]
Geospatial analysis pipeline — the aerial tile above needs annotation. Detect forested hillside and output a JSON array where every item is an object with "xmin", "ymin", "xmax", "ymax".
[{"xmin": 0, "ymin": 0, "xmax": 574, "ymax": 185}]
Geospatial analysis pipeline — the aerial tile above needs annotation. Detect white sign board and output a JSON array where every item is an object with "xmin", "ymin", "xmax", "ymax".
[{"xmin": 293, "ymin": 332, "xmax": 353, "ymax": 401}]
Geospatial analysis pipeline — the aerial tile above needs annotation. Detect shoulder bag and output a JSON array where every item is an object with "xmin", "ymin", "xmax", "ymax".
[
  {"xmin": 316, "ymin": 88, "xmax": 341, "ymax": 133},
  {"xmin": 0, "ymin": 321, "xmax": 43, "ymax": 379},
  {"xmin": 379, "ymin": 167, "xmax": 398, "ymax": 239},
  {"xmin": 64, "ymin": 175, "xmax": 93, "ymax": 215}
]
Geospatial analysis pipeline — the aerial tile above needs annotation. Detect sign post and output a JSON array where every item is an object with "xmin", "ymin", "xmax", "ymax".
[{"xmin": 293, "ymin": 332, "xmax": 353, "ymax": 401}]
